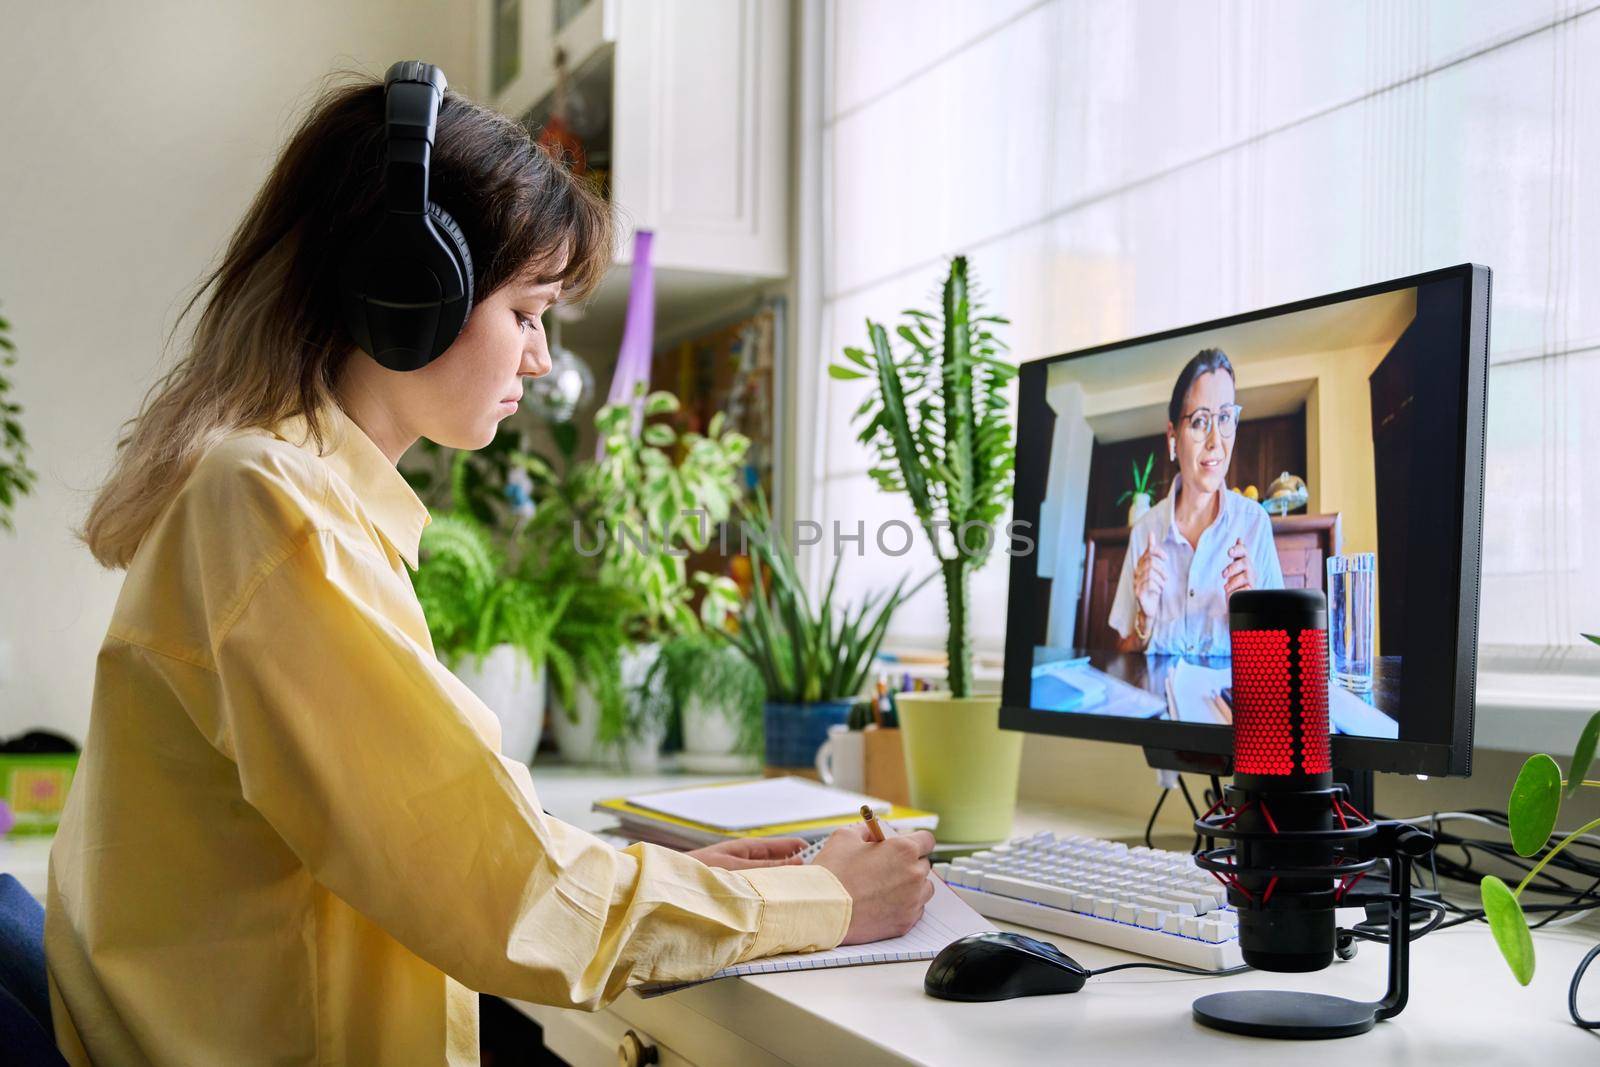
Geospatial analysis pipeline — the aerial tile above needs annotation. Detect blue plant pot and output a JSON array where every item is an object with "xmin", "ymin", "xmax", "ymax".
[{"xmin": 763, "ymin": 700, "xmax": 854, "ymax": 770}]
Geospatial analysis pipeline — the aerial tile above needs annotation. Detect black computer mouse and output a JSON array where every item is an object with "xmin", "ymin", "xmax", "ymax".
[{"xmin": 924, "ymin": 932, "xmax": 1090, "ymax": 1001}]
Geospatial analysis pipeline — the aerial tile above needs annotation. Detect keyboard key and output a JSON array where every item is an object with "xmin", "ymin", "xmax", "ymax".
[
  {"xmin": 1136, "ymin": 908, "xmax": 1164, "ymax": 929},
  {"xmin": 1197, "ymin": 921, "xmax": 1227, "ymax": 943},
  {"xmin": 1133, "ymin": 893, "xmax": 1197, "ymax": 917},
  {"xmin": 982, "ymin": 874, "xmax": 1075, "ymax": 911},
  {"xmin": 1114, "ymin": 903, "xmax": 1139, "ymax": 924}
]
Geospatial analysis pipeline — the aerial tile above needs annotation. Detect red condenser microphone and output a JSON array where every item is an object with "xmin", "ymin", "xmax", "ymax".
[
  {"xmin": 1193, "ymin": 590, "xmax": 1438, "ymax": 1039},
  {"xmin": 1220, "ymin": 588, "xmax": 1336, "ymax": 972}
]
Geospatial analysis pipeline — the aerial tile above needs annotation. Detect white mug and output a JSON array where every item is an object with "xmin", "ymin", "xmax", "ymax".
[{"xmin": 814, "ymin": 724, "xmax": 866, "ymax": 792}]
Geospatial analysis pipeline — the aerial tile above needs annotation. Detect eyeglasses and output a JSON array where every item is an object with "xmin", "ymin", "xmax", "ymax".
[{"xmin": 1179, "ymin": 404, "xmax": 1243, "ymax": 441}]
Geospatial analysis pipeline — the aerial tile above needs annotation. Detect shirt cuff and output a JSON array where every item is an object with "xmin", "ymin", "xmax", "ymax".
[{"xmin": 733, "ymin": 864, "xmax": 853, "ymax": 963}]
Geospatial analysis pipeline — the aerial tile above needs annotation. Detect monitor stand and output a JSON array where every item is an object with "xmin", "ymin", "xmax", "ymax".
[
  {"xmin": 1142, "ymin": 747, "xmax": 1232, "ymax": 777},
  {"xmin": 1140, "ymin": 750, "xmax": 1376, "ymax": 814}
]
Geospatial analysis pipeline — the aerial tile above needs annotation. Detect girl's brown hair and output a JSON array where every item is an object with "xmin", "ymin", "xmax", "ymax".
[{"xmin": 79, "ymin": 72, "xmax": 610, "ymax": 569}]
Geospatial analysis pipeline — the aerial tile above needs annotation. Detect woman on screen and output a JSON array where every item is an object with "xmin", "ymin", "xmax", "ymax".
[{"xmin": 1110, "ymin": 348, "xmax": 1283, "ymax": 656}]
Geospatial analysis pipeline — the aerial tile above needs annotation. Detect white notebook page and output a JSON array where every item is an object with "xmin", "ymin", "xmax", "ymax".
[{"xmin": 637, "ymin": 875, "xmax": 993, "ymax": 997}]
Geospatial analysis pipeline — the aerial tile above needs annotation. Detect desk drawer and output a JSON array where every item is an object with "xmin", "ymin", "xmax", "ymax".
[{"xmin": 509, "ymin": 994, "xmax": 789, "ymax": 1067}]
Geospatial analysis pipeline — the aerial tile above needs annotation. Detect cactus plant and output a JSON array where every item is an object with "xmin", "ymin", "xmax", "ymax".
[{"xmin": 828, "ymin": 257, "xmax": 1015, "ymax": 698}]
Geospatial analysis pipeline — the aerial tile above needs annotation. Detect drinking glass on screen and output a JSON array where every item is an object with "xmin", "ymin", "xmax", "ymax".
[{"xmin": 1326, "ymin": 553, "xmax": 1375, "ymax": 693}]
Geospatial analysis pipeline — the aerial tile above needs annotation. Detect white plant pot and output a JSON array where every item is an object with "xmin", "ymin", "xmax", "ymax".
[
  {"xmin": 621, "ymin": 716, "xmax": 668, "ymax": 774},
  {"xmin": 616, "ymin": 643, "xmax": 663, "ymax": 772},
  {"xmin": 551, "ymin": 685, "xmax": 602, "ymax": 764},
  {"xmin": 451, "ymin": 644, "xmax": 546, "ymax": 765},
  {"xmin": 550, "ymin": 643, "xmax": 665, "ymax": 769},
  {"xmin": 1127, "ymin": 491, "xmax": 1152, "ymax": 527},
  {"xmin": 681, "ymin": 695, "xmax": 759, "ymax": 774}
]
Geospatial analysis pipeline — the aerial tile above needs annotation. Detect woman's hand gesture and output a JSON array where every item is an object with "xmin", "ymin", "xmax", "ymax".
[
  {"xmin": 1133, "ymin": 539, "xmax": 1167, "ymax": 622},
  {"xmin": 1222, "ymin": 538, "xmax": 1256, "ymax": 596}
]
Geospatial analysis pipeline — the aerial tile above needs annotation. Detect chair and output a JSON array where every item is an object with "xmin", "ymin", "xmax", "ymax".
[{"xmin": 0, "ymin": 872, "xmax": 68, "ymax": 1066}]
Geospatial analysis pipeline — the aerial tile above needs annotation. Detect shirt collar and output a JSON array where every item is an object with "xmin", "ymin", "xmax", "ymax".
[
  {"xmin": 269, "ymin": 406, "xmax": 431, "ymax": 570},
  {"xmin": 1160, "ymin": 473, "xmax": 1228, "ymax": 547}
]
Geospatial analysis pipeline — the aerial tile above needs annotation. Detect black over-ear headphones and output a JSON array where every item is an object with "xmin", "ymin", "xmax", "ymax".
[{"xmin": 340, "ymin": 60, "xmax": 475, "ymax": 372}]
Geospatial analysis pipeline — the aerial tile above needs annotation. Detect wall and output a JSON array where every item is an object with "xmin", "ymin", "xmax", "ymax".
[{"xmin": 0, "ymin": 2, "xmax": 480, "ymax": 740}]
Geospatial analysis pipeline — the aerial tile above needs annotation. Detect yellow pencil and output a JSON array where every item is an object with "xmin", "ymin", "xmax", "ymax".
[{"xmin": 860, "ymin": 804, "xmax": 886, "ymax": 843}]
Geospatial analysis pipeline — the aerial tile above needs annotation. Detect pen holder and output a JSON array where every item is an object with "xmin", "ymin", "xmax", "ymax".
[{"xmin": 861, "ymin": 726, "xmax": 911, "ymax": 807}]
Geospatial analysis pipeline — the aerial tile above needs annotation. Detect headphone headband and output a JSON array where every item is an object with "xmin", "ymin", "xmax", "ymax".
[{"xmin": 382, "ymin": 63, "xmax": 446, "ymax": 215}]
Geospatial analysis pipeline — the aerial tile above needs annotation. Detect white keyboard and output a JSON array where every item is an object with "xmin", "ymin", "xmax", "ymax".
[{"xmin": 935, "ymin": 831, "xmax": 1244, "ymax": 970}]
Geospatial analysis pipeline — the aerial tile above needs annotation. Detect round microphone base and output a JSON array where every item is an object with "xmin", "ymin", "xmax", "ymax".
[{"xmin": 1193, "ymin": 990, "xmax": 1377, "ymax": 1040}]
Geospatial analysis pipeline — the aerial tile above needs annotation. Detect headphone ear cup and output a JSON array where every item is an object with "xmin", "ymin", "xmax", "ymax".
[
  {"xmin": 427, "ymin": 201, "xmax": 474, "ymax": 318},
  {"xmin": 340, "ymin": 202, "xmax": 476, "ymax": 372}
]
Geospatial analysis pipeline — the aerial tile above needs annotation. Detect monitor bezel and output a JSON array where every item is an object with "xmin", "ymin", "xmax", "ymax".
[{"xmin": 999, "ymin": 263, "xmax": 1489, "ymax": 778}]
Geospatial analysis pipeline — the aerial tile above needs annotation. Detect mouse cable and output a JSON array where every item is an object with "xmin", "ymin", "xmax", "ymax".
[{"xmin": 1088, "ymin": 961, "xmax": 1252, "ymax": 979}]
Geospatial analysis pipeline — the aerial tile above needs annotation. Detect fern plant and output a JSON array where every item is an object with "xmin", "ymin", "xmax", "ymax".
[
  {"xmin": 413, "ymin": 513, "xmax": 566, "ymax": 673},
  {"xmin": 529, "ymin": 537, "xmax": 641, "ymax": 746},
  {"xmin": 0, "ymin": 303, "xmax": 38, "ymax": 533},
  {"xmin": 828, "ymin": 256, "xmax": 1015, "ymax": 697}
]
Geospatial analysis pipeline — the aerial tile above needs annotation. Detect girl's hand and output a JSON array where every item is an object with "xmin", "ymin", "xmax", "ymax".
[
  {"xmin": 813, "ymin": 825, "xmax": 937, "ymax": 943},
  {"xmin": 687, "ymin": 837, "xmax": 808, "ymax": 871}
]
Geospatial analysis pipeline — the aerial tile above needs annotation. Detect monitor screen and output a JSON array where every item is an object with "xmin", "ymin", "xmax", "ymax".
[{"xmin": 1000, "ymin": 265, "xmax": 1488, "ymax": 777}]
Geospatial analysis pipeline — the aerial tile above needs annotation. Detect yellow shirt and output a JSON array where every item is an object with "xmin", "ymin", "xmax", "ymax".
[{"xmin": 46, "ymin": 407, "xmax": 851, "ymax": 1066}]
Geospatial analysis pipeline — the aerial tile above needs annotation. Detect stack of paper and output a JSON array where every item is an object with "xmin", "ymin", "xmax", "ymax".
[{"xmin": 595, "ymin": 776, "xmax": 939, "ymax": 848}]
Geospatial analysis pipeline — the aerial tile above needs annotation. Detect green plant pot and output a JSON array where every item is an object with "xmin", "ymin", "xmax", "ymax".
[{"xmin": 897, "ymin": 692, "xmax": 1021, "ymax": 844}]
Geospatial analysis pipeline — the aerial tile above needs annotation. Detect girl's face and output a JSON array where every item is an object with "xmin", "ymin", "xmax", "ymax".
[
  {"xmin": 1169, "ymin": 369, "xmax": 1237, "ymax": 496},
  {"xmin": 405, "ymin": 272, "xmax": 562, "ymax": 450}
]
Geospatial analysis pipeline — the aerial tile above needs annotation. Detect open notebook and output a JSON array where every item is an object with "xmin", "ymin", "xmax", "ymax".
[{"xmin": 637, "ymin": 837, "xmax": 993, "ymax": 997}]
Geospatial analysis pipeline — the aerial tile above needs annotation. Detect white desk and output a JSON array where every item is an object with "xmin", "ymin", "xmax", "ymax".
[
  {"xmin": 512, "ymin": 784, "xmax": 1600, "ymax": 1066},
  {"xmin": 8, "ymin": 767, "xmax": 1596, "ymax": 1063}
]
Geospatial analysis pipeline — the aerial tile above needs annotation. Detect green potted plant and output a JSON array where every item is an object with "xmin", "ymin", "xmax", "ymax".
[
  {"xmin": 534, "ymin": 541, "xmax": 641, "ymax": 766},
  {"xmin": 1481, "ymin": 634, "xmax": 1600, "ymax": 1014},
  {"xmin": 413, "ymin": 512, "xmax": 568, "ymax": 765},
  {"xmin": 829, "ymin": 255, "xmax": 1021, "ymax": 841},
  {"xmin": 723, "ymin": 498, "xmax": 920, "ymax": 774},
  {"xmin": 1117, "ymin": 452, "xmax": 1156, "ymax": 526},
  {"xmin": 0, "ymin": 303, "xmax": 38, "ymax": 534},
  {"xmin": 647, "ymin": 631, "xmax": 765, "ymax": 773},
  {"xmin": 533, "ymin": 387, "xmax": 748, "ymax": 769}
]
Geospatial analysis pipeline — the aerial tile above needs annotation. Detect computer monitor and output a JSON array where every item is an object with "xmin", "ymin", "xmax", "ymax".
[{"xmin": 1001, "ymin": 264, "xmax": 1489, "ymax": 779}]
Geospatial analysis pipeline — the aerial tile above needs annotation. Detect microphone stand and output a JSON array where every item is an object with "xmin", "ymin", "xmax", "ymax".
[{"xmin": 1192, "ymin": 805, "xmax": 1437, "ymax": 1039}]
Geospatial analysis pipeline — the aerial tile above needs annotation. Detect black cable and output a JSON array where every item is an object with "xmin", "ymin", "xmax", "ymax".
[
  {"xmin": 1533, "ymin": 873, "xmax": 1600, "ymax": 930},
  {"xmin": 1209, "ymin": 773, "xmax": 1224, "ymax": 809},
  {"xmin": 1341, "ymin": 898, "xmax": 1448, "ymax": 944},
  {"xmin": 1089, "ymin": 961, "xmax": 1252, "ymax": 979},
  {"xmin": 1176, "ymin": 775, "xmax": 1202, "ymax": 853},
  {"xmin": 1143, "ymin": 788, "xmax": 1168, "ymax": 850},
  {"xmin": 1570, "ymin": 944, "xmax": 1600, "ymax": 1030},
  {"xmin": 1177, "ymin": 775, "xmax": 1200, "ymax": 818}
]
